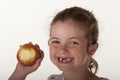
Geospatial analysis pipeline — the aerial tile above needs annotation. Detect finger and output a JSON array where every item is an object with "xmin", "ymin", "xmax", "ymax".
[
  {"xmin": 29, "ymin": 42, "xmax": 33, "ymax": 45},
  {"xmin": 40, "ymin": 50, "xmax": 44, "ymax": 60},
  {"xmin": 32, "ymin": 58, "xmax": 41, "ymax": 71},
  {"xmin": 35, "ymin": 44, "xmax": 40, "ymax": 49}
]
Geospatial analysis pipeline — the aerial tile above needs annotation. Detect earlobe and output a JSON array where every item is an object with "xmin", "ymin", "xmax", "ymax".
[{"xmin": 88, "ymin": 43, "xmax": 98, "ymax": 55}]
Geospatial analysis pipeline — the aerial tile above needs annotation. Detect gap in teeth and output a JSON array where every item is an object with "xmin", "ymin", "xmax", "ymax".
[{"xmin": 58, "ymin": 57, "xmax": 72, "ymax": 63}]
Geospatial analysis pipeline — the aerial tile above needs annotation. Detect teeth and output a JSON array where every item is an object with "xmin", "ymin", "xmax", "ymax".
[
  {"xmin": 59, "ymin": 57, "xmax": 63, "ymax": 62},
  {"xmin": 58, "ymin": 57, "xmax": 72, "ymax": 63}
]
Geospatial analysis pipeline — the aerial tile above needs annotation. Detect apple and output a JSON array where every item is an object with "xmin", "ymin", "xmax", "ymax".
[{"xmin": 17, "ymin": 43, "xmax": 41, "ymax": 66}]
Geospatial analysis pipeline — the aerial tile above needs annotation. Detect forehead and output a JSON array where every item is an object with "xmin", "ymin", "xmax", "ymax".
[{"xmin": 50, "ymin": 21, "xmax": 85, "ymax": 39}]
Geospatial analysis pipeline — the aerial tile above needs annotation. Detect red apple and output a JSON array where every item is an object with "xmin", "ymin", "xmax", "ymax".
[{"xmin": 17, "ymin": 43, "xmax": 41, "ymax": 66}]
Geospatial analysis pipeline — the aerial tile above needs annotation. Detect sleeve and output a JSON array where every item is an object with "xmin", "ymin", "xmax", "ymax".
[
  {"xmin": 100, "ymin": 78, "xmax": 109, "ymax": 80},
  {"xmin": 47, "ymin": 74, "xmax": 64, "ymax": 80}
]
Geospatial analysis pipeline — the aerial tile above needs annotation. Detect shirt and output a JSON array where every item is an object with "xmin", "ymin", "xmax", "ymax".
[{"xmin": 47, "ymin": 74, "xmax": 109, "ymax": 80}]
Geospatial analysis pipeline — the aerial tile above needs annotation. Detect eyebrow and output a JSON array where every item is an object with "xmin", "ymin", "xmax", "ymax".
[
  {"xmin": 49, "ymin": 37, "xmax": 60, "ymax": 41},
  {"xmin": 69, "ymin": 37, "xmax": 85, "ymax": 40},
  {"xmin": 69, "ymin": 37, "xmax": 87, "ymax": 44},
  {"xmin": 49, "ymin": 36, "xmax": 87, "ymax": 45}
]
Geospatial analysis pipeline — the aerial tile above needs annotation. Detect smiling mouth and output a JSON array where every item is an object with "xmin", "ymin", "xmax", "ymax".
[{"xmin": 58, "ymin": 57, "xmax": 73, "ymax": 63}]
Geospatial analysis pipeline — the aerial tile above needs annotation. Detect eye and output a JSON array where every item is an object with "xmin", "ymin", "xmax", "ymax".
[
  {"xmin": 52, "ymin": 40, "xmax": 60, "ymax": 44},
  {"xmin": 49, "ymin": 39, "xmax": 60, "ymax": 45},
  {"xmin": 70, "ymin": 41, "xmax": 79, "ymax": 45},
  {"xmin": 67, "ymin": 41, "xmax": 80, "ymax": 47}
]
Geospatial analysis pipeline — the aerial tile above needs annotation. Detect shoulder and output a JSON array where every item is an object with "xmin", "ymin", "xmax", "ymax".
[{"xmin": 47, "ymin": 74, "xmax": 63, "ymax": 80}]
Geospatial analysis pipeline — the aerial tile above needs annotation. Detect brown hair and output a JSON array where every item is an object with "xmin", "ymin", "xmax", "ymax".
[{"xmin": 50, "ymin": 6, "xmax": 99, "ymax": 74}]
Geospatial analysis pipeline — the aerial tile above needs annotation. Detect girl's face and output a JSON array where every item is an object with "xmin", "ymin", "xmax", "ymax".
[{"xmin": 49, "ymin": 21, "xmax": 90, "ymax": 72}]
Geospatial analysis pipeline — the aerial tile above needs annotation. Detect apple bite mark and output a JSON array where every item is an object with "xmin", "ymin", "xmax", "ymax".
[
  {"xmin": 18, "ymin": 48, "xmax": 37, "ymax": 65},
  {"xmin": 17, "ymin": 43, "xmax": 40, "ymax": 66}
]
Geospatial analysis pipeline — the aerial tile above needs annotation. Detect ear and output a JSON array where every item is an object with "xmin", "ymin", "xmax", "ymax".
[{"xmin": 88, "ymin": 43, "xmax": 98, "ymax": 55}]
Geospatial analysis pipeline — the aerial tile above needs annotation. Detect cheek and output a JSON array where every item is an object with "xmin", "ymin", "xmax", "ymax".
[
  {"xmin": 49, "ymin": 46, "xmax": 57, "ymax": 60},
  {"xmin": 49, "ymin": 46, "xmax": 56, "ymax": 55},
  {"xmin": 70, "ymin": 46, "xmax": 87, "ymax": 55},
  {"xmin": 70, "ymin": 47, "xmax": 88, "ymax": 63}
]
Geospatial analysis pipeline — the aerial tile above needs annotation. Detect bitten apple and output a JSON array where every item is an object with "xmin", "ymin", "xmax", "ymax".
[{"xmin": 17, "ymin": 43, "xmax": 41, "ymax": 66}]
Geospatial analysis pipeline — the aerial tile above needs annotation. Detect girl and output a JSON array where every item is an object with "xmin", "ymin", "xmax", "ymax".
[{"xmin": 9, "ymin": 6, "xmax": 108, "ymax": 80}]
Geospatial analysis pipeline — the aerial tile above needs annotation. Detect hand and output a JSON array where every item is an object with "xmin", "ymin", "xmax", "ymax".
[
  {"xmin": 16, "ymin": 43, "xmax": 44, "ymax": 74},
  {"xmin": 9, "ymin": 43, "xmax": 44, "ymax": 80}
]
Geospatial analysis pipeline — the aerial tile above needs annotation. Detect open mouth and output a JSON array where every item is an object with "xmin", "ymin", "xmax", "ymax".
[{"xmin": 58, "ymin": 57, "xmax": 73, "ymax": 63}]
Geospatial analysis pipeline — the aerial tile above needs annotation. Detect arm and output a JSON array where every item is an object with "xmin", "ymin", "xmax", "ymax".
[
  {"xmin": 9, "ymin": 58, "xmax": 42, "ymax": 80},
  {"xmin": 9, "ymin": 65, "xmax": 27, "ymax": 80}
]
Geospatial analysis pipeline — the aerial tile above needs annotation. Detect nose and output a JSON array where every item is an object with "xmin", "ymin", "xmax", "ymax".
[{"xmin": 58, "ymin": 44, "xmax": 68, "ymax": 54}]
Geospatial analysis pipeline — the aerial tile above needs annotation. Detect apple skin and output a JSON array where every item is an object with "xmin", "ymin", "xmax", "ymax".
[{"xmin": 17, "ymin": 43, "xmax": 41, "ymax": 66}]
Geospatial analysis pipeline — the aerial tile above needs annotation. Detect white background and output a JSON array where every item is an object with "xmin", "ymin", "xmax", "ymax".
[{"xmin": 0, "ymin": 0, "xmax": 120, "ymax": 80}]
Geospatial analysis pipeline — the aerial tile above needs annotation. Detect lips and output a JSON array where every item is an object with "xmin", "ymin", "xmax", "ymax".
[{"xmin": 58, "ymin": 57, "xmax": 73, "ymax": 63}]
